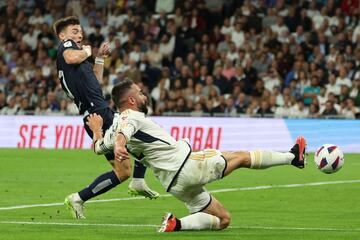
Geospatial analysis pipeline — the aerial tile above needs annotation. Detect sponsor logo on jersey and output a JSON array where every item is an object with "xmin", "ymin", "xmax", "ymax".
[{"xmin": 63, "ymin": 41, "xmax": 72, "ymax": 48}]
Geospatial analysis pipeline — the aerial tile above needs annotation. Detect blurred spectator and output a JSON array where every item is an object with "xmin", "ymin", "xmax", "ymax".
[
  {"xmin": 339, "ymin": 85, "xmax": 350, "ymax": 103},
  {"xmin": 350, "ymin": 79, "xmax": 360, "ymax": 106},
  {"xmin": 183, "ymin": 78, "xmax": 194, "ymax": 99},
  {"xmin": 17, "ymin": 97, "xmax": 32, "ymax": 115},
  {"xmin": 0, "ymin": 90, "xmax": 6, "ymax": 109},
  {"xmin": 159, "ymin": 33, "xmax": 175, "ymax": 59},
  {"xmin": 0, "ymin": 0, "xmax": 358, "ymax": 119},
  {"xmin": 340, "ymin": 98, "xmax": 359, "ymax": 119},
  {"xmin": 236, "ymin": 92, "xmax": 248, "ymax": 114},
  {"xmin": 251, "ymin": 79, "xmax": 265, "ymax": 98},
  {"xmin": 231, "ymin": 22, "xmax": 245, "ymax": 49},
  {"xmin": 317, "ymin": 86, "xmax": 327, "ymax": 108},
  {"xmin": 224, "ymin": 97, "xmax": 237, "ymax": 117},
  {"xmin": 202, "ymin": 75, "xmax": 220, "ymax": 96},
  {"xmin": 257, "ymin": 99, "xmax": 273, "ymax": 117},
  {"xmin": 47, "ymin": 91, "xmax": 60, "ymax": 112},
  {"xmin": 303, "ymin": 76, "xmax": 320, "ymax": 106},
  {"xmin": 326, "ymin": 73, "xmax": 341, "ymax": 96},
  {"xmin": 246, "ymin": 98, "xmax": 259, "ymax": 115},
  {"xmin": 156, "ymin": 0, "xmax": 175, "ymax": 13},
  {"xmin": 263, "ymin": 68, "xmax": 281, "ymax": 92},
  {"xmin": 29, "ymin": 7, "xmax": 44, "ymax": 25},
  {"xmin": 336, "ymin": 66, "xmax": 352, "ymax": 88},
  {"xmin": 262, "ymin": 8, "xmax": 277, "ymax": 29},
  {"xmin": 1, "ymin": 95, "xmax": 19, "ymax": 115},
  {"xmin": 308, "ymin": 103, "xmax": 320, "ymax": 118},
  {"xmin": 35, "ymin": 97, "xmax": 51, "ymax": 115},
  {"xmin": 22, "ymin": 26, "xmax": 39, "ymax": 51},
  {"xmin": 191, "ymin": 83, "xmax": 204, "ymax": 103},
  {"xmin": 174, "ymin": 97, "xmax": 188, "ymax": 112},
  {"xmin": 274, "ymin": 95, "xmax": 291, "ymax": 118},
  {"xmin": 220, "ymin": 18, "xmax": 233, "ymax": 35},
  {"xmin": 88, "ymin": 24, "xmax": 105, "ymax": 48},
  {"xmin": 322, "ymin": 100, "xmax": 338, "ymax": 117},
  {"xmin": 290, "ymin": 100, "xmax": 308, "ymax": 118},
  {"xmin": 191, "ymin": 102, "xmax": 204, "ymax": 117}
]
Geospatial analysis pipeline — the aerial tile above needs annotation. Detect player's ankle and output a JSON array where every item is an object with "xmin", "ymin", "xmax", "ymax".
[{"xmin": 131, "ymin": 178, "xmax": 145, "ymax": 183}]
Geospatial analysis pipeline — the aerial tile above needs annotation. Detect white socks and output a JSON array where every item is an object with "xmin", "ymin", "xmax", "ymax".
[
  {"xmin": 129, "ymin": 178, "xmax": 146, "ymax": 188},
  {"xmin": 73, "ymin": 192, "xmax": 84, "ymax": 203},
  {"xmin": 180, "ymin": 212, "xmax": 220, "ymax": 230},
  {"xmin": 250, "ymin": 150, "xmax": 295, "ymax": 169}
]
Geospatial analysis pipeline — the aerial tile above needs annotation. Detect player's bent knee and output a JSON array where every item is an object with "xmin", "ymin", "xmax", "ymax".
[
  {"xmin": 113, "ymin": 160, "xmax": 131, "ymax": 181},
  {"xmin": 219, "ymin": 211, "xmax": 231, "ymax": 229},
  {"xmin": 116, "ymin": 169, "xmax": 131, "ymax": 182}
]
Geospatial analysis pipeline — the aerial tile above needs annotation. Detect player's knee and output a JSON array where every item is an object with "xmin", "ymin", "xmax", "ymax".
[
  {"xmin": 219, "ymin": 211, "xmax": 231, "ymax": 229},
  {"xmin": 120, "ymin": 170, "xmax": 131, "ymax": 181},
  {"xmin": 234, "ymin": 151, "xmax": 251, "ymax": 167},
  {"xmin": 113, "ymin": 160, "xmax": 131, "ymax": 181}
]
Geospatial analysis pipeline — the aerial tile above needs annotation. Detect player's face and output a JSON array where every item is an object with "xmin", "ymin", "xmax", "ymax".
[
  {"xmin": 132, "ymin": 84, "xmax": 148, "ymax": 114},
  {"xmin": 60, "ymin": 24, "xmax": 83, "ymax": 48}
]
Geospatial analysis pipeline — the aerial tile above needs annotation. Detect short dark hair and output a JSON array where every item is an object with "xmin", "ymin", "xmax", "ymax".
[
  {"xmin": 111, "ymin": 78, "xmax": 134, "ymax": 108},
  {"xmin": 53, "ymin": 16, "xmax": 80, "ymax": 36}
]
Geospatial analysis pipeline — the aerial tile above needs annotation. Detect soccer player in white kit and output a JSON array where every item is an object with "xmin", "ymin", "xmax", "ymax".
[{"xmin": 85, "ymin": 78, "xmax": 307, "ymax": 232}]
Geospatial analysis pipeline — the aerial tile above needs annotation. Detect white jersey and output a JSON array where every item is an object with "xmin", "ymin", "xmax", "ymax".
[{"xmin": 95, "ymin": 109, "xmax": 191, "ymax": 191}]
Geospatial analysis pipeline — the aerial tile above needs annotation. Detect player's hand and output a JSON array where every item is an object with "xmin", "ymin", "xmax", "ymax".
[
  {"xmin": 98, "ymin": 41, "xmax": 111, "ymax": 58},
  {"xmin": 82, "ymin": 45, "xmax": 92, "ymax": 57},
  {"xmin": 86, "ymin": 113, "xmax": 103, "ymax": 132},
  {"xmin": 114, "ymin": 141, "xmax": 129, "ymax": 162}
]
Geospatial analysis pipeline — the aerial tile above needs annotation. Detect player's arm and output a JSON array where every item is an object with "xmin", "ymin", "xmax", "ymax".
[
  {"xmin": 63, "ymin": 45, "xmax": 92, "ymax": 64},
  {"xmin": 93, "ymin": 41, "xmax": 110, "ymax": 83},
  {"xmin": 85, "ymin": 113, "xmax": 109, "ymax": 155},
  {"xmin": 114, "ymin": 132, "xmax": 129, "ymax": 161},
  {"xmin": 114, "ymin": 112, "xmax": 137, "ymax": 162}
]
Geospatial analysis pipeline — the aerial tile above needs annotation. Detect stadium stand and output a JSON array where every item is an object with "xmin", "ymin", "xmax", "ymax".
[{"xmin": 0, "ymin": 0, "xmax": 359, "ymax": 119}]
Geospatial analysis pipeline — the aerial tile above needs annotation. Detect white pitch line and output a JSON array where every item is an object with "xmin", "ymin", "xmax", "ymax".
[
  {"xmin": 0, "ymin": 179, "xmax": 359, "ymax": 211},
  {"xmin": 0, "ymin": 221, "xmax": 158, "ymax": 228},
  {"xmin": 231, "ymin": 226, "xmax": 360, "ymax": 232},
  {"xmin": 1, "ymin": 221, "xmax": 360, "ymax": 232}
]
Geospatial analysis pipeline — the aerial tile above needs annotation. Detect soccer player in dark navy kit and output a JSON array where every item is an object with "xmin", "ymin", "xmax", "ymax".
[{"xmin": 54, "ymin": 16, "xmax": 159, "ymax": 219}]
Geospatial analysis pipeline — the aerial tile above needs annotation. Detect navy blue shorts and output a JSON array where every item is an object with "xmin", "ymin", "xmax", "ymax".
[{"xmin": 83, "ymin": 107, "xmax": 115, "ymax": 161}]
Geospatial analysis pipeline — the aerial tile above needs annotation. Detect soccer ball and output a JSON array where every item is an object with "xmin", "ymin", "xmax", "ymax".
[{"xmin": 314, "ymin": 144, "xmax": 344, "ymax": 174}]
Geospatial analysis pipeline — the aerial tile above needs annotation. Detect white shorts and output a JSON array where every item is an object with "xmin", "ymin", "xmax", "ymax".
[{"xmin": 169, "ymin": 149, "xmax": 227, "ymax": 213}]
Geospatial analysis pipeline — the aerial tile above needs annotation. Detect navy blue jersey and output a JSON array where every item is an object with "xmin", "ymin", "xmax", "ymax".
[{"xmin": 56, "ymin": 39, "xmax": 108, "ymax": 114}]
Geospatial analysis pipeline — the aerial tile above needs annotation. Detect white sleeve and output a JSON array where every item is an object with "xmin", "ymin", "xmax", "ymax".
[
  {"xmin": 94, "ymin": 115, "xmax": 119, "ymax": 155},
  {"xmin": 116, "ymin": 110, "xmax": 139, "ymax": 142},
  {"xmin": 94, "ymin": 127, "xmax": 115, "ymax": 155},
  {"xmin": 94, "ymin": 138, "xmax": 111, "ymax": 155}
]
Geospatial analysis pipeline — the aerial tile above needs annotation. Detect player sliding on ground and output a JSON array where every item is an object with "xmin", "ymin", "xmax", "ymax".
[
  {"xmin": 53, "ymin": 16, "xmax": 159, "ymax": 219},
  {"xmin": 85, "ymin": 78, "xmax": 307, "ymax": 232}
]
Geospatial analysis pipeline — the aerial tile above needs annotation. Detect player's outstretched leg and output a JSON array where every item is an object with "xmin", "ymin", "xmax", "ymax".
[
  {"xmin": 64, "ymin": 170, "xmax": 122, "ymax": 219},
  {"xmin": 128, "ymin": 161, "xmax": 159, "ymax": 199},
  {"xmin": 249, "ymin": 135, "xmax": 307, "ymax": 169},
  {"xmin": 64, "ymin": 158, "xmax": 131, "ymax": 219},
  {"xmin": 222, "ymin": 136, "xmax": 307, "ymax": 175}
]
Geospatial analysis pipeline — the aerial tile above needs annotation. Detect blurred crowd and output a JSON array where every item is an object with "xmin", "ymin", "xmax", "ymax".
[{"xmin": 0, "ymin": 0, "xmax": 360, "ymax": 119}]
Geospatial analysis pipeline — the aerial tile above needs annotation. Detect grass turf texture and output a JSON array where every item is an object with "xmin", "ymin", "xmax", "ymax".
[{"xmin": 0, "ymin": 149, "xmax": 359, "ymax": 240}]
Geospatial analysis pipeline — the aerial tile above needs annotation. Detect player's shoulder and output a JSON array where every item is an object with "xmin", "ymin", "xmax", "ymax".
[
  {"xmin": 58, "ymin": 39, "xmax": 77, "ymax": 51},
  {"xmin": 119, "ymin": 109, "xmax": 145, "ymax": 120}
]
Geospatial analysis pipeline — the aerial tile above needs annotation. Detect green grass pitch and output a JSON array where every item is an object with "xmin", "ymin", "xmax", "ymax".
[{"xmin": 0, "ymin": 149, "xmax": 359, "ymax": 240}]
